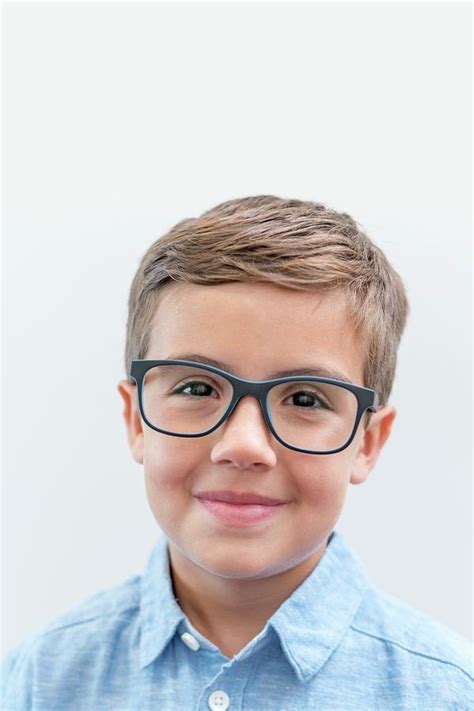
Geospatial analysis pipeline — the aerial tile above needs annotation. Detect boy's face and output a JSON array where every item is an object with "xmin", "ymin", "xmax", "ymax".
[{"xmin": 118, "ymin": 282, "xmax": 395, "ymax": 580}]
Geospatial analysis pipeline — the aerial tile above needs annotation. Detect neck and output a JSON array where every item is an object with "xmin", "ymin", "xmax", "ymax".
[{"xmin": 167, "ymin": 538, "xmax": 328, "ymax": 657}]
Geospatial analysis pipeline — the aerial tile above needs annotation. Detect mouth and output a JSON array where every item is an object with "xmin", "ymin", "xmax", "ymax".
[
  {"xmin": 194, "ymin": 497, "xmax": 287, "ymax": 527},
  {"xmin": 194, "ymin": 489, "xmax": 287, "ymax": 506}
]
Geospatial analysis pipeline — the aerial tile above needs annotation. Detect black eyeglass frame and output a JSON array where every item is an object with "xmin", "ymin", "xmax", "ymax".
[{"xmin": 130, "ymin": 359, "xmax": 380, "ymax": 455}]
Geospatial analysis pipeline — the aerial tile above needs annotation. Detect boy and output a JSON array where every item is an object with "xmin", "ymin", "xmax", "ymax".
[{"xmin": 2, "ymin": 196, "xmax": 472, "ymax": 709}]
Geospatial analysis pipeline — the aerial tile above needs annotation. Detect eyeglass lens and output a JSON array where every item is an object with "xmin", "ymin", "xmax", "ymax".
[{"xmin": 141, "ymin": 364, "xmax": 358, "ymax": 452}]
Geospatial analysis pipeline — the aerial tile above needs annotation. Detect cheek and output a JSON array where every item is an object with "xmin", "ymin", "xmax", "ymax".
[
  {"xmin": 142, "ymin": 436, "xmax": 206, "ymax": 530},
  {"xmin": 296, "ymin": 451, "xmax": 353, "ymax": 512},
  {"xmin": 143, "ymin": 433, "xmax": 207, "ymax": 495}
]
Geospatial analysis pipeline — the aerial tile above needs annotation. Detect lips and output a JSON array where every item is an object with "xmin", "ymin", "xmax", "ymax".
[
  {"xmin": 194, "ymin": 490, "xmax": 286, "ymax": 506},
  {"xmin": 195, "ymin": 497, "xmax": 286, "ymax": 526}
]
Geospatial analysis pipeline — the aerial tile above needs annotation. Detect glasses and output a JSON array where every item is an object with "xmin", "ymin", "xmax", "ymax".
[{"xmin": 130, "ymin": 359, "xmax": 379, "ymax": 455}]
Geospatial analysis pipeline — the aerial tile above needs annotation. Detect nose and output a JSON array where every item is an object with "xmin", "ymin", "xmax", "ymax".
[{"xmin": 209, "ymin": 395, "xmax": 278, "ymax": 470}]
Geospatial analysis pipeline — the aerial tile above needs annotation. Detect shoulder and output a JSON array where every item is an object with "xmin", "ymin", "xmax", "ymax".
[
  {"xmin": 350, "ymin": 584, "xmax": 473, "ymax": 689},
  {"xmin": 35, "ymin": 572, "xmax": 142, "ymax": 636},
  {"xmin": 1, "ymin": 573, "xmax": 142, "ymax": 708}
]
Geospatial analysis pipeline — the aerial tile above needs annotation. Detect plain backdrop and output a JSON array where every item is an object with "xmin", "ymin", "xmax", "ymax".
[{"xmin": 2, "ymin": 2, "xmax": 472, "ymax": 656}]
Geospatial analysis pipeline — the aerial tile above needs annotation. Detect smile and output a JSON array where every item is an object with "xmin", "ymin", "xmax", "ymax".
[{"xmin": 194, "ymin": 497, "xmax": 286, "ymax": 527}]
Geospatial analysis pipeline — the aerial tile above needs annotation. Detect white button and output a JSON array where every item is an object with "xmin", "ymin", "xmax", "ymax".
[
  {"xmin": 208, "ymin": 690, "xmax": 230, "ymax": 710},
  {"xmin": 180, "ymin": 632, "xmax": 201, "ymax": 651}
]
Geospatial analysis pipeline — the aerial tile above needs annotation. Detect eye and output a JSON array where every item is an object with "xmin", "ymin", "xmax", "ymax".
[
  {"xmin": 173, "ymin": 381, "xmax": 218, "ymax": 398},
  {"xmin": 284, "ymin": 389, "xmax": 331, "ymax": 410}
]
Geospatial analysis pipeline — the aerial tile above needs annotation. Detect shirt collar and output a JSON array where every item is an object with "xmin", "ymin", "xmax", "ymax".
[
  {"xmin": 139, "ymin": 533, "xmax": 185, "ymax": 669},
  {"xmin": 269, "ymin": 529, "xmax": 370, "ymax": 681},
  {"xmin": 138, "ymin": 529, "xmax": 370, "ymax": 681}
]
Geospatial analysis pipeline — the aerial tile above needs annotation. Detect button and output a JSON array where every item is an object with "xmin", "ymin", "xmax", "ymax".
[
  {"xmin": 208, "ymin": 690, "xmax": 230, "ymax": 710},
  {"xmin": 180, "ymin": 632, "xmax": 201, "ymax": 651}
]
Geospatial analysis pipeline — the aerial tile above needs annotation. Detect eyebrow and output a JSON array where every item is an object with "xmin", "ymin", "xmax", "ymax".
[{"xmin": 165, "ymin": 352, "xmax": 353, "ymax": 384}]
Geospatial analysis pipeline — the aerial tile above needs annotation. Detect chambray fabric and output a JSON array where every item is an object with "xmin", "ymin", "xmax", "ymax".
[{"xmin": 2, "ymin": 530, "xmax": 473, "ymax": 711}]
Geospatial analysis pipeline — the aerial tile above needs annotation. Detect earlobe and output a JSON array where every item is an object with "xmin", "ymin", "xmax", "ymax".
[
  {"xmin": 350, "ymin": 406, "xmax": 397, "ymax": 485},
  {"xmin": 117, "ymin": 380, "xmax": 144, "ymax": 465}
]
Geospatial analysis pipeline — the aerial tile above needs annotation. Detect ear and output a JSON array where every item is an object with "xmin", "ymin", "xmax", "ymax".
[
  {"xmin": 350, "ymin": 405, "xmax": 397, "ymax": 485},
  {"xmin": 117, "ymin": 379, "xmax": 144, "ymax": 464}
]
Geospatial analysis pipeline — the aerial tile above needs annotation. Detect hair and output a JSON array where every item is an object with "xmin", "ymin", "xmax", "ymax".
[{"xmin": 124, "ymin": 195, "xmax": 409, "ymax": 408}]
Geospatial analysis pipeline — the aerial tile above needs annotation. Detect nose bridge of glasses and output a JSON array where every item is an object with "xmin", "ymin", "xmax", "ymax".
[{"xmin": 226, "ymin": 378, "xmax": 270, "ymax": 424}]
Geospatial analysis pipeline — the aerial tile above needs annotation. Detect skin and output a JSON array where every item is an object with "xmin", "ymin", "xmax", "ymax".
[{"xmin": 118, "ymin": 281, "xmax": 396, "ymax": 660}]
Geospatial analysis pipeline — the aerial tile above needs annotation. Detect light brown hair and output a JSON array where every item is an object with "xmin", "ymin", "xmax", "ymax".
[{"xmin": 124, "ymin": 196, "xmax": 409, "ymax": 407}]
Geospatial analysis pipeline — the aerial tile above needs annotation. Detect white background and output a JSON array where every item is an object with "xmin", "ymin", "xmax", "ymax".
[{"xmin": 2, "ymin": 2, "xmax": 472, "ymax": 655}]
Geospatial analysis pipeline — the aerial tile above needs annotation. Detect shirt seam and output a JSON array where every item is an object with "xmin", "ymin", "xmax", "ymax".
[
  {"xmin": 350, "ymin": 624, "xmax": 473, "ymax": 681},
  {"xmin": 32, "ymin": 605, "xmax": 140, "ymax": 639}
]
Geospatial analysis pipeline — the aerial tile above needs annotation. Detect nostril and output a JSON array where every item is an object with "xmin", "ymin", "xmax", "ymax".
[{"xmin": 209, "ymin": 415, "xmax": 278, "ymax": 469}]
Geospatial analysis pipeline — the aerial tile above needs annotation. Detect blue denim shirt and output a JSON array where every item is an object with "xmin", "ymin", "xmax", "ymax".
[{"xmin": 2, "ymin": 530, "xmax": 472, "ymax": 710}]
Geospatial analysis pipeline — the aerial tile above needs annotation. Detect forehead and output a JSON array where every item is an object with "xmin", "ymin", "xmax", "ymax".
[{"xmin": 148, "ymin": 282, "xmax": 365, "ymax": 385}]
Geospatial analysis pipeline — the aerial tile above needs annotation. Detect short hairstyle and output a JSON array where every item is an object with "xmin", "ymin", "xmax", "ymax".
[{"xmin": 124, "ymin": 196, "xmax": 409, "ymax": 407}]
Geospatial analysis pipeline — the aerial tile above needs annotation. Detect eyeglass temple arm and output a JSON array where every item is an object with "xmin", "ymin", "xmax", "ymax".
[{"xmin": 370, "ymin": 392, "xmax": 380, "ymax": 410}]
